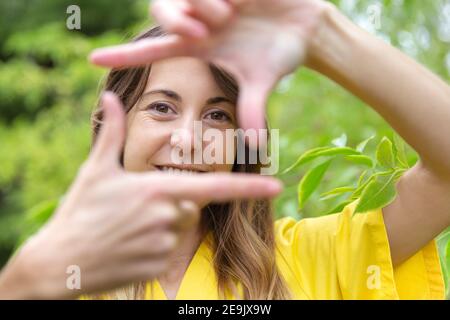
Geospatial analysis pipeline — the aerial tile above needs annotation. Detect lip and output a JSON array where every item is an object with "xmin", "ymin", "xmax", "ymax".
[{"xmin": 154, "ymin": 164, "xmax": 210, "ymax": 173}]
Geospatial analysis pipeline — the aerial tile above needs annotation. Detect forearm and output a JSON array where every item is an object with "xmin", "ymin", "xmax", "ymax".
[
  {"xmin": 307, "ymin": 5, "xmax": 450, "ymax": 179},
  {"xmin": 0, "ymin": 240, "xmax": 70, "ymax": 300},
  {"xmin": 0, "ymin": 250, "xmax": 41, "ymax": 299}
]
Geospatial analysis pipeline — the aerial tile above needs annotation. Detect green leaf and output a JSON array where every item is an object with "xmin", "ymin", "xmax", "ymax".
[
  {"xmin": 446, "ymin": 243, "xmax": 450, "ymax": 297},
  {"xmin": 437, "ymin": 229, "xmax": 450, "ymax": 243},
  {"xmin": 324, "ymin": 200, "xmax": 353, "ymax": 215},
  {"xmin": 393, "ymin": 168, "xmax": 407, "ymax": 179},
  {"xmin": 437, "ymin": 229, "xmax": 450, "ymax": 293},
  {"xmin": 283, "ymin": 147, "xmax": 360, "ymax": 174},
  {"xmin": 356, "ymin": 135, "xmax": 375, "ymax": 152},
  {"xmin": 353, "ymin": 174, "xmax": 377, "ymax": 199},
  {"xmin": 446, "ymin": 241, "xmax": 450, "ymax": 280},
  {"xmin": 25, "ymin": 199, "xmax": 58, "ymax": 225},
  {"xmin": 14, "ymin": 199, "xmax": 59, "ymax": 252},
  {"xmin": 298, "ymin": 160, "xmax": 332, "ymax": 210},
  {"xmin": 354, "ymin": 172, "xmax": 398, "ymax": 214},
  {"xmin": 320, "ymin": 186, "xmax": 355, "ymax": 200},
  {"xmin": 393, "ymin": 133, "xmax": 409, "ymax": 168},
  {"xmin": 345, "ymin": 155, "xmax": 374, "ymax": 167},
  {"xmin": 376, "ymin": 137, "xmax": 396, "ymax": 169},
  {"xmin": 357, "ymin": 170, "xmax": 369, "ymax": 187},
  {"xmin": 352, "ymin": 170, "xmax": 397, "ymax": 199},
  {"xmin": 331, "ymin": 133, "xmax": 347, "ymax": 147}
]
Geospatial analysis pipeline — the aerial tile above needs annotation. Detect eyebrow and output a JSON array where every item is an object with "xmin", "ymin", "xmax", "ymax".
[{"xmin": 142, "ymin": 89, "xmax": 234, "ymax": 106}]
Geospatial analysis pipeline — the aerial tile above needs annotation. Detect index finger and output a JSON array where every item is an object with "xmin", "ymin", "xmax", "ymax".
[
  {"xmin": 89, "ymin": 35, "xmax": 192, "ymax": 68},
  {"xmin": 141, "ymin": 172, "xmax": 283, "ymax": 203}
]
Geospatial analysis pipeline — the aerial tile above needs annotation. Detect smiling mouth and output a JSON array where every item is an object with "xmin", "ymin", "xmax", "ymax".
[{"xmin": 155, "ymin": 165, "xmax": 208, "ymax": 174}]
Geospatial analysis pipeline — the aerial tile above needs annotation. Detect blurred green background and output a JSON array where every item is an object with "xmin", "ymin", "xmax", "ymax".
[{"xmin": 0, "ymin": 0, "xmax": 449, "ymax": 295}]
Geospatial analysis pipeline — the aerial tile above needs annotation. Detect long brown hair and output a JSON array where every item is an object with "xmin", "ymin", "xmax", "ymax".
[{"xmin": 90, "ymin": 26, "xmax": 290, "ymax": 299}]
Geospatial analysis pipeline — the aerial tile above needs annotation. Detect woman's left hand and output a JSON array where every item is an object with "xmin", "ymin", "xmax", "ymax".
[{"xmin": 90, "ymin": 0, "xmax": 332, "ymax": 132}]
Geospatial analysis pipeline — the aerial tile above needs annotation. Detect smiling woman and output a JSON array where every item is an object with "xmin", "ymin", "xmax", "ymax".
[
  {"xmin": 89, "ymin": 26, "xmax": 291, "ymax": 300},
  {"xmin": 83, "ymin": 24, "xmax": 445, "ymax": 300},
  {"xmin": 0, "ymin": 0, "xmax": 448, "ymax": 301}
]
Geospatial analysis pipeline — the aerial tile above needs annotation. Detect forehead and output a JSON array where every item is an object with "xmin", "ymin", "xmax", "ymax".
[{"xmin": 145, "ymin": 57, "xmax": 224, "ymax": 96}]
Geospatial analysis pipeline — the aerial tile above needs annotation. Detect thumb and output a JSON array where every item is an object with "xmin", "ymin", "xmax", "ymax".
[
  {"xmin": 237, "ymin": 81, "xmax": 272, "ymax": 148},
  {"xmin": 90, "ymin": 91, "xmax": 126, "ymax": 167}
]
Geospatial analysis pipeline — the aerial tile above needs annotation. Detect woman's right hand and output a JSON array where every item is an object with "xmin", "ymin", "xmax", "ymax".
[{"xmin": 0, "ymin": 92, "xmax": 282, "ymax": 299}]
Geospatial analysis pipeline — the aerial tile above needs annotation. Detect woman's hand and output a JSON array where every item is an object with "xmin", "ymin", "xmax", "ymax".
[
  {"xmin": 0, "ymin": 92, "xmax": 282, "ymax": 299},
  {"xmin": 90, "ymin": 0, "xmax": 332, "ymax": 132}
]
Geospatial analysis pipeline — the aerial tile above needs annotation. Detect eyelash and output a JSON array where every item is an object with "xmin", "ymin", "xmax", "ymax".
[
  {"xmin": 205, "ymin": 110, "xmax": 232, "ymax": 123},
  {"xmin": 147, "ymin": 102, "xmax": 175, "ymax": 115},
  {"xmin": 146, "ymin": 102, "xmax": 233, "ymax": 123}
]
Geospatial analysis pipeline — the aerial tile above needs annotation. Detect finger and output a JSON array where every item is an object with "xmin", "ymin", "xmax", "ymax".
[
  {"xmin": 237, "ymin": 82, "xmax": 271, "ymax": 148},
  {"xmin": 187, "ymin": 0, "xmax": 234, "ymax": 29},
  {"xmin": 146, "ymin": 201, "xmax": 180, "ymax": 230},
  {"xmin": 226, "ymin": 0, "xmax": 247, "ymax": 6},
  {"xmin": 142, "ymin": 172, "xmax": 283, "ymax": 203},
  {"xmin": 151, "ymin": 0, "xmax": 209, "ymax": 38},
  {"xmin": 175, "ymin": 200, "xmax": 200, "ymax": 230},
  {"xmin": 237, "ymin": 82, "xmax": 269, "ymax": 131},
  {"xmin": 90, "ymin": 92, "xmax": 126, "ymax": 167},
  {"xmin": 89, "ymin": 35, "xmax": 192, "ymax": 68},
  {"xmin": 118, "ymin": 230, "xmax": 178, "ymax": 261},
  {"xmin": 122, "ymin": 201, "xmax": 180, "ymax": 241}
]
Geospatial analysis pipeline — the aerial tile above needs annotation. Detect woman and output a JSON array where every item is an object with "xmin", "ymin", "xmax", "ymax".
[{"xmin": 0, "ymin": 0, "xmax": 449, "ymax": 299}]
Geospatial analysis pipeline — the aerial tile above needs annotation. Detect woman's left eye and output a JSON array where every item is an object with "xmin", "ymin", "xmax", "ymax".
[{"xmin": 205, "ymin": 111, "xmax": 232, "ymax": 122}]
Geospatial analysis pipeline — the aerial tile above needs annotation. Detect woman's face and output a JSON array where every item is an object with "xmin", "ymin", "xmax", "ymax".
[{"xmin": 123, "ymin": 57, "xmax": 237, "ymax": 174}]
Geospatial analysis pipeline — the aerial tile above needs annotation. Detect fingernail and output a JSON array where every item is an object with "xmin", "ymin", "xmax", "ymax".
[
  {"xmin": 89, "ymin": 48, "xmax": 124, "ymax": 66},
  {"xmin": 89, "ymin": 49, "xmax": 103, "ymax": 63},
  {"xmin": 101, "ymin": 91, "xmax": 115, "ymax": 104},
  {"xmin": 267, "ymin": 180, "xmax": 283, "ymax": 194}
]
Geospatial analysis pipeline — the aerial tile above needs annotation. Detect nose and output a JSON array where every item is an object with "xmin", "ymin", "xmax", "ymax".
[{"xmin": 170, "ymin": 118, "xmax": 202, "ymax": 161}]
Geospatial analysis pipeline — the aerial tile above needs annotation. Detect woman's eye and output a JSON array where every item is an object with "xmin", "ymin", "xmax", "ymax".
[
  {"xmin": 148, "ymin": 103, "xmax": 174, "ymax": 115},
  {"xmin": 206, "ymin": 111, "xmax": 232, "ymax": 122}
]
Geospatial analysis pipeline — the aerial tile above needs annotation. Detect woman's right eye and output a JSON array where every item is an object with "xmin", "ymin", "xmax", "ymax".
[{"xmin": 147, "ymin": 103, "xmax": 175, "ymax": 115}]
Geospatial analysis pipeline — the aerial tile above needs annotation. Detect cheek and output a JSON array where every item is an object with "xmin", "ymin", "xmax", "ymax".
[{"xmin": 122, "ymin": 121, "xmax": 162, "ymax": 172}]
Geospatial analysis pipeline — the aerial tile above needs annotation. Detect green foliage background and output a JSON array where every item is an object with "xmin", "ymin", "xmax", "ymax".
[{"xmin": 0, "ymin": 0, "xmax": 449, "ymax": 296}]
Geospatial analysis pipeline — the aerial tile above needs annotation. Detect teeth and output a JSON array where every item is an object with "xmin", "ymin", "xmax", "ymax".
[{"xmin": 159, "ymin": 166, "xmax": 199, "ymax": 174}]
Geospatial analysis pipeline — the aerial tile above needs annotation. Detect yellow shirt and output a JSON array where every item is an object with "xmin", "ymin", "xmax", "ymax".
[{"xmin": 85, "ymin": 200, "xmax": 446, "ymax": 300}]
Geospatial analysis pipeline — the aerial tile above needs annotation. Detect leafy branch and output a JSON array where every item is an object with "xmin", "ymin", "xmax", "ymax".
[{"xmin": 283, "ymin": 133, "xmax": 411, "ymax": 215}]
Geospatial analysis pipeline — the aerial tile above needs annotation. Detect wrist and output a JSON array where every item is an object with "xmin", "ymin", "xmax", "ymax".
[
  {"xmin": 0, "ymin": 234, "xmax": 75, "ymax": 300},
  {"xmin": 0, "ymin": 246, "xmax": 42, "ymax": 299},
  {"xmin": 305, "ymin": 2, "xmax": 368, "ymax": 77}
]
